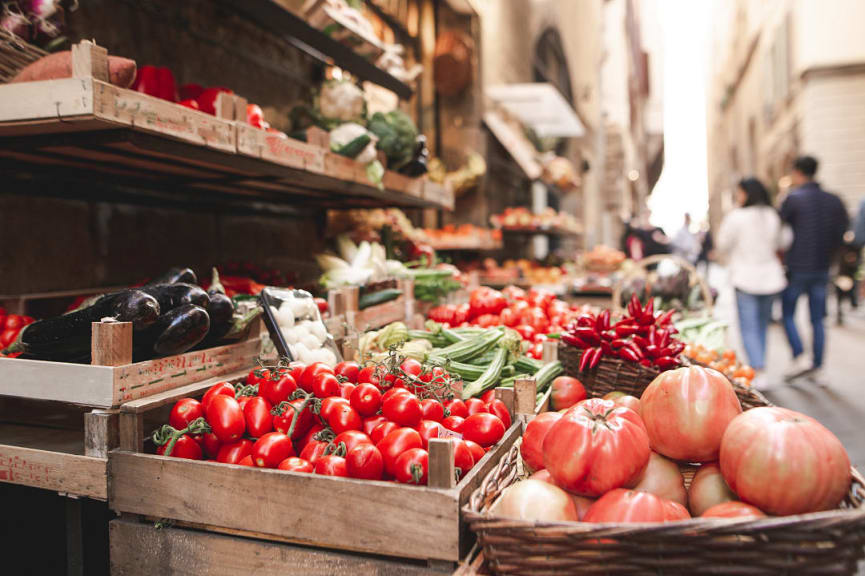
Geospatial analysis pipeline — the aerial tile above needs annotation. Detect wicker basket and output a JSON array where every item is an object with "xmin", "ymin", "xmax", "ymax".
[
  {"xmin": 464, "ymin": 383, "xmax": 865, "ymax": 575},
  {"xmin": 0, "ymin": 29, "xmax": 45, "ymax": 83},
  {"xmin": 558, "ymin": 343, "xmax": 661, "ymax": 399}
]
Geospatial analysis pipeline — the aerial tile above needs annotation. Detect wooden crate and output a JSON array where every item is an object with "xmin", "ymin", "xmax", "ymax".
[
  {"xmin": 235, "ymin": 122, "xmax": 326, "ymax": 174},
  {"xmin": 109, "ymin": 378, "xmax": 528, "ymax": 563},
  {"xmin": 328, "ymin": 278, "xmax": 415, "ymax": 333}
]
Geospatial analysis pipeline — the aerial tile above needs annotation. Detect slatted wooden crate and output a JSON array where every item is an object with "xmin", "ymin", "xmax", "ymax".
[
  {"xmin": 328, "ymin": 278, "xmax": 415, "ymax": 334},
  {"xmin": 109, "ymin": 377, "xmax": 530, "ymax": 564}
]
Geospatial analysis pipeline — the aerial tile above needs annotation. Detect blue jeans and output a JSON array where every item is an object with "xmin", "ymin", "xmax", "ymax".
[
  {"xmin": 735, "ymin": 290, "xmax": 775, "ymax": 370},
  {"xmin": 782, "ymin": 271, "xmax": 829, "ymax": 367}
]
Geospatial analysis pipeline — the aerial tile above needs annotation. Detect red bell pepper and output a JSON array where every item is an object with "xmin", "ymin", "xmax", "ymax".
[{"xmin": 197, "ymin": 87, "xmax": 233, "ymax": 115}]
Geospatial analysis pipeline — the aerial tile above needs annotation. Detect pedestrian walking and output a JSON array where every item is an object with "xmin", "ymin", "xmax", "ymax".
[
  {"xmin": 672, "ymin": 213, "xmax": 700, "ymax": 264},
  {"xmin": 779, "ymin": 155, "xmax": 849, "ymax": 383},
  {"xmin": 717, "ymin": 178, "xmax": 791, "ymax": 389}
]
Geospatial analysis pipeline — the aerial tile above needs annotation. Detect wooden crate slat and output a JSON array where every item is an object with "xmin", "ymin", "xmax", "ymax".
[
  {"xmin": 0, "ymin": 357, "xmax": 115, "ymax": 406},
  {"xmin": 0, "ymin": 77, "xmax": 95, "ymax": 123}
]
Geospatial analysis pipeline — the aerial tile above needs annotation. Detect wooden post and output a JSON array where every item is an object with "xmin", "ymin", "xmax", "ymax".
[
  {"xmin": 233, "ymin": 95, "xmax": 248, "ymax": 122},
  {"xmin": 542, "ymin": 340, "xmax": 559, "ymax": 364},
  {"xmin": 91, "ymin": 321, "xmax": 133, "ymax": 366},
  {"xmin": 514, "ymin": 378, "xmax": 537, "ymax": 417},
  {"xmin": 343, "ymin": 286, "xmax": 360, "ymax": 313},
  {"xmin": 71, "ymin": 40, "xmax": 109, "ymax": 82},
  {"xmin": 494, "ymin": 387, "xmax": 515, "ymax": 418},
  {"xmin": 214, "ymin": 92, "xmax": 235, "ymax": 120},
  {"xmin": 84, "ymin": 409, "xmax": 119, "ymax": 458},
  {"xmin": 427, "ymin": 438, "xmax": 455, "ymax": 489},
  {"xmin": 328, "ymin": 289, "xmax": 346, "ymax": 317},
  {"xmin": 119, "ymin": 412, "xmax": 145, "ymax": 452},
  {"xmin": 401, "ymin": 278, "xmax": 415, "ymax": 323}
]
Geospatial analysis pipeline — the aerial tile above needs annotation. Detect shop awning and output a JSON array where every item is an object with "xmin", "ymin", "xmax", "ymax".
[{"xmin": 486, "ymin": 83, "xmax": 585, "ymax": 139}]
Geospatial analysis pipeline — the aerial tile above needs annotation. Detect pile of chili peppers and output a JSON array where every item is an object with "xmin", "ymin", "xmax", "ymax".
[{"xmin": 560, "ymin": 295, "xmax": 684, "ymax": 372}]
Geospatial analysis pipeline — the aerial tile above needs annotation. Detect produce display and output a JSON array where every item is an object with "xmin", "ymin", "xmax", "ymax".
[
  {"xmin": 490, "ymin": 206, "xmax": 581, "ymax": 234},
  {"xmin": 151, "ymin": 353, "xmax": 512, "ymax": 485},
  {"xmin": 581, "ymin": 244, "xmax": 626, "ymax": 272},
  {"xmin": 422, "ymin": 224, "xmax": 501, "ymax": 250},
  {"xmin": 0, "ymin": 310, "xmax": 34, "ymax": 358}
]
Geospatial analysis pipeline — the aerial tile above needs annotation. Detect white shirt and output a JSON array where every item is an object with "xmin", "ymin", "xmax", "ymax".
[{"xmin": 717, "ymin": 206, "xmax": 792, "ymax": 294}]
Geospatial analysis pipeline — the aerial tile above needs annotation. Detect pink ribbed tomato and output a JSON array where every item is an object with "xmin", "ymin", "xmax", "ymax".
[
  {"xmin": 542, "ymin": 398, "xmax": 650, "ymax": 496},
  {"xmin": 640, "ymin": 367, "xmax": 742, "ymax": 462},
  {"xmin": 720, "ymin": 407, "xmax": 850, "ymax": 515},
  {"xmin": 584, "ymin": 489, "xmax": 690, "ymax": 523},
  {"xmin": 626, "ymin": 451, "xmax": 687, "ymax": 506},
  {"xmin": 520, "ymin": 411, "xmax": 562, "ymax": 472},
  {"xmin": 701, "ymin": 501, "xmax": 765, "ymax": 519},
  {"xmin": 688, "ymin": 462, "xmax": 737, "ymax": 516}
]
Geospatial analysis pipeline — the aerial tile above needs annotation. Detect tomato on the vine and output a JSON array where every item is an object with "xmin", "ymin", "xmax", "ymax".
[
  {"xmin": 394, "ymin": 448, "xmax": 428, "ymax": 484},
  {"xmin": 400, "ymin": 358, "xmax": 423, "ymax": 378},
  {"xmin": 441, "ymin": 416, "xmax": 465, "ymax": 434},
  {"xmin": 252, "ymin": 432, "xmax": 294, "ymax": 468},
  {"xmin": 259, "ymin": 374, "xmax": 297, "ymax": 406},
  {"xmin": 357, "ymin": 366, "xmax": 381, "ymax": 387},
  {"xmin": 319, "ymin": 396, "xmax": 348, "ymax": 422},
  {"xmin": 242, "ymin": 396, "xmax": 273, "ymax": 438},
  {"xmin": 169, "ymin": 398, "xmax": 203, "ymax": 431},
  {"xmin": 381, "ymin": 386, "xmax": 412, "ymax": 404},
  {"xmin": 216, "ymin": 439, "xmax": 253, "ymax": 464},
  {"xmin": 201, "ymin": 382, "xmax": 235, "ymax": 412},
  {"xmin": 351, "ymin": 383, "xmax": 382, "ymax": 417},
  {"xmin": 300, "ymin": 440, "xmax": 328, "ymax": 464},
  {"xmin": 420, "ymin": 399, "xmax": 445, "ymax": 422},
  {"xmin": 237, "ymin": 455, "xmax": 254, "ymax": 466},
  {"xmin": 300, "ymin": 362, "xmax": 333, "ymax": 392},
  {"xmin": 277, "ymin": 457, "xmax": 313, "ymax": 473},
  {"xmin": 288, "ymin": 361, "xmax": 306, "ymax": 383},
  {"xmin": 464, "ymin": 439, "xmax": 485, "ymax": 463},
  {"xmin": 334, "ymin": 361, "xmax": 360, "ymax": 384},
  {"xmin": 480, "ymin": 390, "xmax": 497, "ymax": 405},
  {"xmin": 346, "ymin": 444, "xmax": 384, "ymax": 480},
  {"xmin": 382, "ymin": 393, "xmax": 422, "ymax": 427},
  {"xmin": 325, "ymin": 402, "xmax": 362, "ymax": 434},
  {"xmin": 206, "ymin": 395, "xmax": 245, "ymax": 443},
  {"xmin": 488, "ymin": 399, "xmax": 512, "ymax": 428},
  {"xmin": 312, "ymin": 372, "xmax": 341, "ymax": 398},
  {"xmin": 461, "ymin": 413, "xmax": 505, "ymax": 448},
  {"xmin": 362, "ymin": 415, "xmax": 388, "ymax": 436},
  {"xmin": 202, "ymin": 432, "xmax": 221, "ymax": 459},
  {"xmin": 444, "ymin": 399, "xmax": 468, "ymax": 418},
  {"xmin": 377, "ymin": 428, "xmax": 423, "ymax": 477},
  {"xmin": 333, "ymin": 430, "xmax": 372, "ymax": 453},
  {"xmin": 415, "ymin": 419, "xmax": 441, "ymax": 449},
  {"xmin": 339, "ymin": 383, "xmax": 356, "ymax": 399},
  {"xmin": 499, "ymin": 308, "xmax": 518, "ymax": 327},
  {"xmin": 297, "ymin": 423, "xmax": 325, "ymax": 452},
  {"xmin": 371, "ymin": 421, "xmax": 399, "ymax": 444},
  {"xmin": 272, "ymin": 398, "xmax": 313, "ymax": 440},
  {"xmin": 314, "ymin": 455, "xmax": 348, "ymax": 477},
  {"xmin": 157, "ymin": 435, "xmax": 202, "ymax": 460},
  {"xmin": 465, "ymin": 398, "xmax": 488, "ymax": 416},
  {"xmin": 514, "ymin": 324, "xmax": 536, "ymax": 341},
  {"xmin": 453, "ymin": 439, "xmax": 475, "ymax": 478}
]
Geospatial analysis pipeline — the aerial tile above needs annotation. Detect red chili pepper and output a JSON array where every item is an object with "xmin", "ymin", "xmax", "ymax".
[
  {"xmin": 648, "ymin": 326, "xmax": 657, "ymax": 346},
  {"xmin": 657, "ymin": 346, "xmax": 673, "ymax": 358},
  {"xmin": 573, "ymin": 327, "xmax": 600, "ymax": 345},
  {"xmin": 629, "ymin": 294, "xmax": 642, "ymax": 317},
  {"xmin": 654, "ymin": 356, "xmax": 679, "ymax": 370},
  {"xmin": 644, "ymin": 344, "xmax": 660, "ymax": 358},
  {"xmin": 618, "ymin": 347, "xmax": 641, "ymax": 363},
  {"xmin": 601, "ymin": 330, "xmax": 617, "ymax": 341},
  {"xmin": 561, "ymin": 333, "xmax": 589, "ymax": 349},
  {"xmin": 611, "ymin": 339, "xmax": 629, "ymax": 349},
  {"xmin": 576, "ymin": 314, "xmax": 596, "ymax": 328},
  {"xmin": 598, "ymin": 309, "xmax": 611, "ymax": 332},
  {"xmin": 589, "ymin": 348, "xmax": 603, "ymax": 369},
  {"xmin": 644, "ymin": 298, "xmax": 654, "ymax": 318},
  {"xmin": 633, "ymin": 336, "xmax": 649, "ymax": 349},
  {"xmin": 626, "ymin": 342, "xmax": 645, "ymax": 359},
  {"xmin": 667, "ymin": 342, "xmax": 685, "ymax": 356},
  {"xmin": 656, "ymin": 309, "xmax": 675, "ymax": 326},
  {"xmin": 639, "ymin": 358, "xmax": 653, "ymax": 368},
  {"xmin": 599, "ymin": 341, "xmax": 613, "ymax": 355},
  {"xmin": 579, "ymin": 348, "xmax": 595, "ymax": 372},
  {"xmin": 614, "ymin": 324, "xmax": 639, "ymax": 338}
]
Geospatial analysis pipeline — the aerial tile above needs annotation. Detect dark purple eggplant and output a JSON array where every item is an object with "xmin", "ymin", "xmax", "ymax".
[
  {"xmin": 147, "ymin": 267, "xmax": 197, "ymax": 286},
  {"xmin": 140, "ymin": 283, "xmax": 209, "ymax": 312},
  {"xmin": 204, "ymin": 268, "xmax": 234, "ymax": 340},
  {"xmin": 153, "ymin": 304, "xmax": 210, "ymax": 356}
]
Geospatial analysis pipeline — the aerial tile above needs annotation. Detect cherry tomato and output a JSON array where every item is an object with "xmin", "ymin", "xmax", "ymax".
[
  {"xmin": 399, "ymin": 358, "xmax": 423, "ymax": 378},
  {"xmin": 453, "ymin": 439, "xmax": 475, "ymax": 478},
  {"xmin": 339, "ymin": 383, "xmax": 356, "ymax": 399},
  {"xmin": 237, "ymin": 455, "xmax": 254, "ymax": 466},
  {"xmin": 363, "ymin": 415, "xmax": 388, "ymax": 437},
  {"xmin": 465, "ymin": 398, "xmax": 489, "ymax": 416},
  {"xmin": 441, "ymin": 416, "xmax": 465, "ymax": 434},
  {"xmin": 357, "ymin": 365, "xmax": 381, "ymax": 386},
  {"xmin": 237, "ymin": 396, "xmax": 252, "ymax": 410},
  {"xmin": 346, "ymin": 443, "xmax": 385, "ymax": 480},
  {"xmin": 488, "ymin": 399, "xmax": 512, "ymax": 428},
  {"xmin": 464, "ymin": 440, "xmax": 486, "ymax": 464},
  {"xmin": 245, "ymin": 368, "xmax": 266, "ymax": 386},
  {"xmin": 169, "ymin": 398, "xmax": 204, "ymax": 431},
  {"xmin": 314, "ymin": 455, "xmax": 348, "ymax": 477},
  {"xmin": 319, "ymin": 397, "xmax": 349, "ymax": 422},
  {"xmin": 514, "ymin": 324, "xmax": 536, "ymax": 341},
  {"xmin": 333, "ymin": 430, "xmax": 372, "ymax": 453},
  {"xmin": 216, "ymin": 439, "xmax": 253, "ymax": 464},
  {"xmin": 277, "ymin": 457, "xmax": 313, "ymax": 473},
  {"xmin": 288, "ymin": 361, "xmax": 306, "ymax": 383},
  {"xmin": 325, "ymin": 402, "xmax": 362, "ymax": 434},
  {"xmin": 394, "ymin": 448, "xmax": 428, "ymax": 484},
  {"xmin": 350, "ymin": 383, "xmax": 382, "ymax": 417},
  {"xmin": 259, "ymin": 374, "xmax": 297, "ymax": 406},
  {"xmin": 415, "ymin": 419, "xmax": 441, "ymax": 449},
  {"xmin": 272, "ymin": 398, "xmax": 313, "ymax": 440},
  {"xmin": 312, "ymin": 372, "xmax": 341, "ymax": 398},
  {"xmin": 444, "ymin": 399, "xmax": 468, "ymax": 418},
  {"xmin": 480, "ymin": 390, "xmax": 497, "ymax": 405},
  {"xmin": 300, "ymin": 440, "xmax": 328, "ymax": 464},
  {"xmin": 201, "ymin": 382, "xmax": 235, "ymax": 412},
  {"xmin": 382, "ymin": 392, "xmax": 422, "ymax": 427},
  {"xmin": 377, "ymin": 427, "xmax": 423, "ymax": 477},
  {"xmin": 420, "ymin": 399, "xmax": 445, "ymax": 422},
  {"xmin": 206, "ymin": 395, "xmax": 245, "ymax": 443},
  {"xmin": 252, "ymin": 432, "xmax": 294, "ymax": 468},
  {"xmin": 202, "ymin": 432, "xmax": 221, "ymax": 458},
  {"xmin": 335, "ymin": 361, "xmax": 361, "ymax": 384},
  {"xmin": 461, "ymin": 413, "xmax": 505, "ymax": 447},
  {"xmin": 381, "ymin": 386, "xmax": 412, "ymax": 404},
  {"xmin": 371, "ymin": 421, "xmax": 399, "ymax": 444},
  {"xmin": 242, "ymin": 396, "xmax": 273, "ymax": 438},
  {"xmin": 157, "ymin": 435, "xmax": 202, "ymax": 460},
  {"xmin": 297, "ymin": 423, "xmax": 325, "ymax": 452},
  {"xmin": 300, "ymin": 362, "xmax": 333, "ymax": 392},
  {"xmin": 499, "ymin": 308, "xmax": 518, "ymax": 327}
]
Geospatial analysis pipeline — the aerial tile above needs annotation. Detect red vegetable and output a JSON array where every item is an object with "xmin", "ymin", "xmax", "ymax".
[
  {"xmin": 346, "ymin": 443, "xmax": 384, "ymax": 480},
  {"xmin": 461, "ymin": 413, "xmax": 505, "ymax": 448},
  {"xmin": 394, "ymin": 448, "xmax": 429, "ymax": 485},
  {"xmin": 206, "ymin": 395, "xmax": 245, "ymax": 443},
  {"xmin": 252, "ymin": 432, "xmax": 294, "ymax": 468}
]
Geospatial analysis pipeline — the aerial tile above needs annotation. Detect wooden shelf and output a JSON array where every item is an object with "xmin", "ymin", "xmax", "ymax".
[
  {"xmin": 234, "ymin": 0, "xmax": 413, "ymax": 99},
  {"xmin": 428, "ymin": 238, "xmax": 503, "ymax": 251},
  {"xmin": 499, "ymin": 226, "xmax": 581, "ymax": 238},
  {"xmin": 0, "ymin": 78, "xmax": 449, "ymax": 211}
]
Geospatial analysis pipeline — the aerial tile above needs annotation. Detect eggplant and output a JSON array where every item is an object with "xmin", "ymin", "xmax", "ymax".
[
  {"xmin": 12, "ymin": 290, "xmax": 160, "ymax": 360},
  {"xmin": 203, "ymin": 268, "xmax": 234, "ymax": 340},
  {"xmin": 147, "ymin": 267, "xmax": 197, "ymax": 286},
  {"xmin": 152, "ymin": 304, "xmax": 210, "ymax": 356},
  {"xmin": 140, "ymin": 283, "xmax": 210, "ymax": 312}
]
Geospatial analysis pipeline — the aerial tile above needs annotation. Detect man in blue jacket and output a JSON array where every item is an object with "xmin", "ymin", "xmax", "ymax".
[{"xmin": 780, "ymin": 156, "xmax": 849, "ymax": 382}]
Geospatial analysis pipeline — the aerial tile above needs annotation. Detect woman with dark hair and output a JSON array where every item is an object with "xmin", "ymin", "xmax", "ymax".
[{"xmin": 717, "ymin": 177, "xmax": 792, "ymax": 389}]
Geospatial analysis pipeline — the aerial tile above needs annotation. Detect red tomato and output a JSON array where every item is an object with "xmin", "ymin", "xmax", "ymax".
[
  {"xmin": 468, "ymin": 287, "xmax": 507, "ymax": 319},
  {"xmin": 461, "ymin": 413, "xmax": 505, "ymax": 448},
  {"xmin": 357, "ymin": 366, "xmax": 381, "ymax": 387},
  {"xmin": 533, "ymin": 333, "xmax": 548, "ymax": 344},
  {"xmin": 382, "ymin": 393, "xmax": 422, "ymax": 427},
  {"xmin": 381, "ymin": 386, "xmax": 412, "ymax": 404},
  {"xmin": 626, "ymin": 451, "xmax": 687, "ymax": 506},
  {"xmin": 278, "ymin": 457, "xmax": 314, "ymax": 473},
  {"xmin": 216, "ymin": 439, "xmax": 253, "ymax": 464},
  {"xmin": 400, "ymin": 358, "xmax": 423, "ymax": 378},
  {"xmin": 603, "ymin": 391, "xmax": 642, "ymax": 415},
  {"xmin": 464, "ymin": 439, "xmax": 485, "ymax": 464},
  {"xmin": 641, "ymin": 367, "xmax": 742, "ymax": 462},
  {"xmin": 488, "ymin": 399, "xmax": 512, "ymax": 428},
  {"xmin": 314, "ymin": 455, "xmax": 348, "ymax": 477},
  {"xmin": 300, "ymin": 362, "xmax": 333, "ymax": 392},
  {"xmin": 288, "ymin": 361, "xmax": 306, "ymax": 383},
  {"xmin": 246, "ymin": 368, "xmax": 266, "ymax": 386},
  {"xmin": 370, "ymin": 421, "xmax": 399, "ymax": 444},
  {"xmin": 236, "ymin": 396, "xmax": 252, "ymax": 410},
  {"xmin": 551, "ymin": 376, "xmax": 586, "ymax": 411},
  {"xmin": 464, "ymin": 398, "xmax": 489, "ymax": 416},
  {"xmin": 720, "ymin": 406, "xmax": 850, "ymax": 515},
  {"xmin": 502, "ymin": 285, "xmax": 526, "ymax": 301},
  {"xmin": 196, "ymin": 86, "xmax": 232, "ymax": 115},
  {"xmin": 441, "ymin": 416, "xmax": 465, "ymax": 434},
  {"xmin": 339, "ymin": 383, "xmax": 355, "ymax": 399},
  {"xmin": 346, "ymin": 443, "xmax": 384, "ymax": 480},
  {"xmin": 415, "ymin": 419, "xmax": 441, "ymax": 449},
  {"xmin": 474, "ymin": 314, "xmax": 500, "ymax": 328},
  {"xmin": 297, "ymin": 423, "xmax": 325, "ymax": 453},
  {"xmin": 514, "ymin": 324, "xmax": 536, "ymax": 341},
  {"xmin": 272, "ymin": 398, "xmax": 313, "ymax": 440},
  {"xmin": 520, "ymin": 412, "xmax": 562, "ymax": 472},
  {"xmin": 157, "ymin": 435, "xmax": 202, "ymax": 460},
  {"xmin": 479, "ymin": 390, "xmax": 497, "ymax": 405},
  {"xmin": 335, "ymin": 361, "xmax": 360, "ymax": 383},
  {"xmin": 237, "ymin": 455, "xmax": 254, "ymax": 466},
  {"xmin": 205, "ymin": 395, "xmax": 245, "ymax": 443},
  {"xmin": 583, "ymin": 489, "xmax": 690, "ymax": 523},
  {"xmin": 201, "ymin": 382, "xmax": 235, "ymax": 412},
  {"xmin": 394, "ymin": 448, "xmax": 429, "ymax": 485},
  {"xmin": 252, "ymin": 432, "xmax": 294, "ymax": 468},
  {"xmin": 543, "ymin": 399, "xmax": 650, "ymax": 496},
  {"xmin": 701, "ymin": 501, "xmax": 766, "ymax": 519},
  {"xmin": 312, "ymin": 372, "xmax": 341, "ymax": 398},
  {"xmin": 377, "ymin": 428, "xmax": 423, "ymax": 477},
  {"xmin": 4, "ymin": 315, "xmax": 23, "ymax": 330},
  {"xmin": 499, "ymin": 308, "xmax": 518, "ymax": 327},
  {"xmin": 242, "ymin": 396, "xmax": 273, "ymax": 438},
  {"xmin": 325, "ymin": 402, "xmax": 362, "ymax": 434},
  {"xmin": 420, "ymin": 399, "xmax": 445, "ymax": 422},
  {"xmin": 453, "ymin": 439, "xmax": 475, "ymax": 478},
  {"xmin": 333, "ymin": 430, "xmax": 372, "ymax": 453},
  {"xmin": 300, "ymin": 440, "xmax": 328, "ymax": 464},
  {"xmin": 202, "ymin": 432, "xmax": 221, "ymax": 459},
  {"xmin": 319, "ymin": 396, "xmax": 349, "ymax": 422},
  {"xmin": 169, "ymin": 398, "xmax": 204, "ymax": 431},
  {"xmin": 350, "ymin": 383, "xmax": 382, "ymax": 417},
  {"xmin": 527, "ymin": 342, "xmax": 544, "ymax": 360},
  {"xmin": 259, "ymin": 374, "xmax": 297, "ymax": 406},
  {"xmin": 362, "ymin": 415, "xmax": 388, "ymax": 437},
  {"xmin": 0, "ymin": 328, "xmax": 16, "ymax": 348},
  {"xmin": 688, "ymin": 462, "xmax": 737, "ymax": 516},
  {"xmin": 520, "ymin": 307, "xmax": 549, "ymax": 333},
  {"xmin": 444, "ymin": 399, "xmax": 468, "ymax": 418}
]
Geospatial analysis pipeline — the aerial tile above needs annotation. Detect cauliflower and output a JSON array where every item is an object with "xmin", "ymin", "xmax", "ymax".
[
  {"xmin": 330, "ymin": 123, "xmax": 379, "ymax": 164},
  {"xmin": 319, "ymin": 80, "xmax": 365, "ymax": 123}
]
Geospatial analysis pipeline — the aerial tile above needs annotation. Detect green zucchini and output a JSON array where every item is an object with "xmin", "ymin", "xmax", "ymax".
[
  {"xmin": 429, "ymin": 329, "xmax": 503, "ymax": 364},
  {"xmin": 335, "ymin": 134, "xmax": 372, "ymax": 158},
  {"xmin": 461, "ymin": 346, "xmax": 510, "ymax": 399},
  {"xmin": 513, "ymin": 356, "xmax": 543, "ymax": 374},
  {"xmin": 358, "ymin": 288, "xmax": 402, "ymax": 310},
  {"xmin": 533, "ymin": 361, "xmax": 563, "ymax": 393}
]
